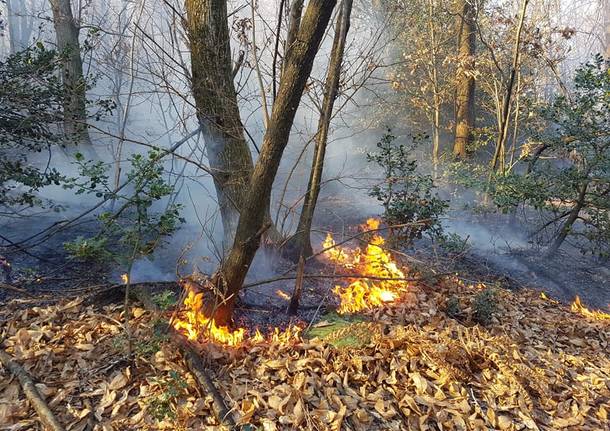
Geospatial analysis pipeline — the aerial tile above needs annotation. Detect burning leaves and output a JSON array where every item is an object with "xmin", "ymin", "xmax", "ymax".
[
  {"xmin": 172, "ymin": 218, "xmax": 406, "ymax": 347},
  {"xmin": 324, "ymin": 218, "xmax": 406, "ymax": 314},
  {"xmin": 0, "ymin": 277, "xmax": 609, "ymax": 430},
  {"xmin": 172, "ymin": 286, "xmax": 302, "ymax": 347},
  {"xmin": 570, "ymin": 295, "xmax": 610, "ymax": 321},
  {"xmin": 172, "ymin": 288, "xmax": 246, "ymax": 346}
]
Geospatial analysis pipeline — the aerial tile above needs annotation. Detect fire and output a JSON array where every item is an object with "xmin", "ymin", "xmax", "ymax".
[
  {"xmin": 570, "ymin": 296, "xmax": 610, "ymax": 321},
  {"xmin": 324, "ymin": 218, "xmax": 405, "ymax": 314},
  {"xmin": 276, "ymin": 289, "xmax": 291, "ymax": 300},
  {"xmin": 173, "ymin": 288, "xmax": 245, "ymax": 346},
  {"xmin": 172, "ymin": 286, "xmax": 302, "ymax": 347},
  {"xmin": 322, "ymin": 233, "xmax": 349, "ymax": 264},
  {"xmin": 121, "ymin": 273, "xmax": 129, "ymax": 284},
  {"xmin": 172, "ymin": 217, "xmax": 404, "ymax": 347}
]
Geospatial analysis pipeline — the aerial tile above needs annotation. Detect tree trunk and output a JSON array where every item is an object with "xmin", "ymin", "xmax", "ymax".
[
  {"xmin": 432, "ymin": 101, "xmax": 440, "ymax": 168},
  {"xmin": 6, "ymin": 0, "xmax": 35, "ymax": 53},
  {"xmin": 453, "ymin": 0, "xmax": 476, "ymax": 158},
  {"xmin": 185, "ymin": 0, "xmax": 279, "ymax": 248},
  {"xmin": 49, "ymin": 0, "xmax": 96, "ymax": 158},
  {"xmin": 546, "ymin": 183, "xmax": 587, "ymax": 257},
  {"xmin": 605, "ymin": 0, "xmax": 610, "ymax": 59},
  {"xmin": 211, "ymin": 0, "xmax": 337, "ymax": 325},
  {"xmin": 283, "ymin": 0, "xmax": 353, "ymax": 261},
  {"xmin": 491, "ymin": 0, "xmax": 529, "ymax": 172},
  {"xmin": 428, "ymin": 0, "xmax": 441, "ymax": 169}
]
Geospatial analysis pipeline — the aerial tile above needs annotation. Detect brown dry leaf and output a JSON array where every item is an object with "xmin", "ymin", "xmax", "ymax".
[
  {"xmin": 132, "ymin": 307, "xmax": 146, "ymax": 318},
  {"xmin": 239, "ymin": 398, "xmax": 256, "ymax": 424},
  {"xmin": 108, "ymin": 371, "xmax": 128, "ymax": 391},
  {"xmin": 497, "ymin": 414, "xmax": 512, "ymax": 429}
]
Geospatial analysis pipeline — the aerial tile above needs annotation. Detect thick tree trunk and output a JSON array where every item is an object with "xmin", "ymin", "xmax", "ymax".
[
  {"xmin": 547, "ymin": 183, "xmax": 587, "ymax": 257},
  {"xmin": 185, "ymin": 0, "xmax": 279, "ymax": 248},
  {"xmin": 49, "ymin": 0, "xmax": 96, "ymax": 157},
  {"xmin": 211, "ymin": 0, "xmax": 337, "ymax": 325},
  {"xmin": 284, "ymin": 0, "xmax": 353, "ymax": 261},
  {"xmin": 453, "ymin": 0, "xmax": 476, "ymax": 158}
]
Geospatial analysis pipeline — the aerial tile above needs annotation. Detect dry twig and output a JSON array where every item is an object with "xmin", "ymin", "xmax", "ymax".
[{"xmin": 0, "ymin": 349, "xmax": 65, "ymax": 431}]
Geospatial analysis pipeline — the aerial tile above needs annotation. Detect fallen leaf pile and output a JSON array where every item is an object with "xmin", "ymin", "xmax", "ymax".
[{"xmin": 0, "ymin": 276, "xmax": 608, "ymax": 430}]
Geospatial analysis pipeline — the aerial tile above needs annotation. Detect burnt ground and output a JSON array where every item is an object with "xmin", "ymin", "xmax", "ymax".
[
  {"xmin": 1, "ymin": 196, "xmax": 608, "ymax": 329},
  {"xmin": 442, "ymin": 211, "xmax": 609, "ymax": 310}
]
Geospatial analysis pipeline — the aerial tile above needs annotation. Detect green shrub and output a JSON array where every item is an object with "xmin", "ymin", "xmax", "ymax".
[
  {"xmin": 367, "ymin": 131, "xmax": 447, "ymax": 244},
  {"xmin": 472, "ymin": 288, "xmax": 497, "ymax": 325}
]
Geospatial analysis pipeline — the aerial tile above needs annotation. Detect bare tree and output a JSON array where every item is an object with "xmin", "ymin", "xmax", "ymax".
[
  {"xmin": 210, "ymin": 0, "xmax": 337, "ymax": 325},
  {"xmin": 491, "ymin": 0, "xmax": 530, "ymax": 171},
  {"xmin": 283, "ymin": 0, "xmax": 353, "ymax": 261},
  {"xmin": 602, "ymin": 0, "xmax": 610, "ymax": 58},
  {"xmin": 6, "ymin": 0, "xmax": 36, "ymax": 53},
  {"xmin": 185, "ymin": 0, "xmax": 279, "ymax": 247},
  {"xmin": 453, "ymin": 0, "xmax": 476, "ymax": 158},
  {"xmin": 49, "ymin": 0, "xmax": 96, "ymax": 156}
]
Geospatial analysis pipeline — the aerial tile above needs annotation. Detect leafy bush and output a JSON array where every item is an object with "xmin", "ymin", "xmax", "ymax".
[
  {"xmin": 0, "ymin": 43, "xmax": 113, "ymax": 214},
  {"xmin": 446, "ymin": 56, "xmax": 610, "ymax": 257},
  {"xmin": 472, "ymin": 287, "xmax": 497, "ymax": 325},
  {"xmin": 0, "ymin": 44, "xmax": 66, "ymax": 211},
  {"xmin": 148, "ymin": 370, "xmax": 188, "ymax": 420},
  {"xmin": 153, "ymin": 290, "xmax": 177, "ymax": 311},
  {"xmin": 64, "ymin": 150, "xmax": 184, "ymax": 268},
  {"xmin": 367, "ymin": 131, "xmax": 447, "ymax": 244}
]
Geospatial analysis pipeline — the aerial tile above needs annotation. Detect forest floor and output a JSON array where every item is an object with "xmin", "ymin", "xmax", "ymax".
[
  {"xmin": 1, "ymin": 204, "xmax": 609, "ymax": 430},
  {"xmin": 1, "ymin": 229, "xmax": 609, "ymax": 430}
]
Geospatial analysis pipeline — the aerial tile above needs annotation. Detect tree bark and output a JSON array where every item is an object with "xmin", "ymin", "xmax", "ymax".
[
  {"xmin": 491, "ymin": 0, "xmax": 529, "ymax": 172},
  {"xmin": 284, "ymin": 0, "xmax": 353, "ymax": 261},
  {"xmin": 546, "ymin": 183, "xmax": 588, "ymax": 256},
  {"xmin": 453, "ymin": 0, "xmax": 476, "ymax": 158},
  {"xmin": 49, "ymin": 0, "xmax": 96, "ymax": 158},
  {"xmin": 605, "ymin": 0, "xmax": 610, "ymax": 59},
  {"xmin": 211, "ymin": 0, "xmax": 337, "ymax": 325},
  {"xmin": 185, "ymin": 0, "xmax": 279, "ymax": 248}
]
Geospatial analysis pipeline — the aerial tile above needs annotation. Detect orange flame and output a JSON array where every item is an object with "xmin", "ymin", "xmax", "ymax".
[
  {"xmin": 324, "ymin": 218, "xmax": 405, "ymax": 314},
  {"xmin": 121, "ymin": 273, "xmax": 129, "ymax": 284},
  {"xmin": 570, "ymin": 296, "xmax": 610, "ymax": 321},
  {"xmin": 172, "ymin": 286, "xmax": 302, "ymax": 347},
  {"xmin": 173, "ymin": 289, "xmax": 245, "ymax": 346},
  {"xmin": 276, "ymin": 289, "xmax": 291, "ymax": 300}
]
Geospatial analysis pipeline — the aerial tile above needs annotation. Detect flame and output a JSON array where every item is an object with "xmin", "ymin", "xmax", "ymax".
[
  {"xmin": 322, "ymin": 233, "xmax": 349, "ymax": 264},
  {"xmin": 121, "ymin": 273, "xmax": 129, "ymax": 284},
  {"xmin": 172, "ymin": 286, "xmax": 301, "ymax": 347},
  {"xmin": 570, "ymin": 296, "xmax": 610, "ymax": 321},
  {"xmin": 276, "ymin": 289, "xmax": 291, "ymax": 300},
  {"xmin": 172, "ymin": 217, "xmax": 404, "ymax": 346},
  {"xmin": 173, "ymin": 289, "xmax": 245, "ymax": 346},
  {"xmin": 324, "ymin": 218, "xmax": 405, "ymax": 314}
]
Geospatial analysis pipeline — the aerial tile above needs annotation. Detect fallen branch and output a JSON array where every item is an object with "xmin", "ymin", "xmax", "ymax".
[
  {"xmin": 0, "ymin": 349, "xmax": 65, "ymax": 431},
  {"xmin": 129, "ymin": 287, "xmax": 237, "ymax": 429},
  {"xmin": 172, "ymin": 331, "xmax": 237, "ymax": 428},
  {"xmin": 0, "ymin": 282, "xmax": 35, "ymax": 298},
  {"xmin": 243, "ymin": 272, "xmax": 449, "ymax": 290}
]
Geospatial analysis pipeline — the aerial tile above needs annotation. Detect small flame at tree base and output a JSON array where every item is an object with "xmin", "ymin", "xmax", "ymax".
[
  {"xmin": 172, "ymin": 285, "xmax": 302, "ymax": 347},
  {"xmin": 173, "ymin": 289, "xmax": 245, "ymax": 346}
]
